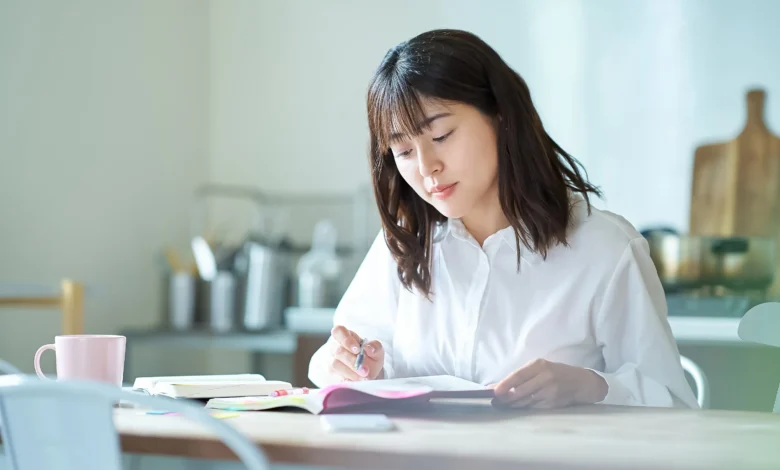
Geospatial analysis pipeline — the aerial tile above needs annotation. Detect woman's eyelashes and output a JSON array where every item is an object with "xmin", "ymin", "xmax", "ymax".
[
  {"xmin": 432, "ymin": 129, "xmax": 454, "ymax": 142},
  {"xmin": 393, "ymin": 129, "xmax": 455, "ymax": 158}
]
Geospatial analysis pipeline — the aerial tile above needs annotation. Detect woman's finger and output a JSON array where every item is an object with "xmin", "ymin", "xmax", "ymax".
[
  {"xmin": 362, "ymin": 340, "xmax": 384, "ymax": 360},
  {"xmin": 332, "ymin": 344, "xmax": 357, "ymax": 368},
  {"xmin": 334, "ymin": 344, "xmax": 383, "ymax": 379},
  {"xmin": 508, "ymin": 369, "xmax": 551, "ymax": 401},
  {"xmin": 494, "ymin": 372, "xmax": 549, "ymax": 407},
  {"xmin": 329, "ymin": 356, "xmax": 362, "ymax": 381},
  {"xmin": 331, "ymin": 326, "xmax": 362, "ymax": 354},
  {"xmin": 528, "ymin": 386, "xmax": 559, "ymax": 409},
  {"xmin": 493, "ymin": 359, "xmax": 548, "ymax": 396},
  {"xmin": 365, "ymin": 356, "xmax": 386, "ymax": 379}
]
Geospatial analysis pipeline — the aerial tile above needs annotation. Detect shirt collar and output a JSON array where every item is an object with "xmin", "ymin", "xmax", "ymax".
[
  {"xmin": 435, "ymin": 193, "xmax": 589, "ymax": 265},
  {"xmin": 436, "ymin": 218, "xmax": 544, "ymax": 265}
]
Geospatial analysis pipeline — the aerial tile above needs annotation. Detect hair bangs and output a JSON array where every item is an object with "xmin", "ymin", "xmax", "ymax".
[{"xmin": 368, "ymin": 73, "xmax": 429, "ymax": 152}]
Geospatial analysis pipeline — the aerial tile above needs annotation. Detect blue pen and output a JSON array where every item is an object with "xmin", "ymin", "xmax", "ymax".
[{"xmin": 354, "ymin": 338, "xmax": 365, "ymax": 371}]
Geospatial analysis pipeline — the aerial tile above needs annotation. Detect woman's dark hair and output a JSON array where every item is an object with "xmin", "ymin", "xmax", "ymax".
[{"xmin": 367, "ymin": 29, "xmax": 601, "ymax": 297}]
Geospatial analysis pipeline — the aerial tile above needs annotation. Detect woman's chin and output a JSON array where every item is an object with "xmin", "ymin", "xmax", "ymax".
[{"xmin": 430, "ymin": 200, "xmax": 467, "ymax": 219}]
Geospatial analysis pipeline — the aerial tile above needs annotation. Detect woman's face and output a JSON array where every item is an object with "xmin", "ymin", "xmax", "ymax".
[{"xmin": 389, "ymin": 99, "xmax": 500, "ymax": 220}]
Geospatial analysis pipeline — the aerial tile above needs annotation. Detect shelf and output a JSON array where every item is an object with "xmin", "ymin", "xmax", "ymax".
[
  {"xmin": 668, "ymin": 317, "xmax": 756, "ymax": 346},
  {"xmin": 120, "ymin": 328, "xmax": 299, "ymax": 354}
]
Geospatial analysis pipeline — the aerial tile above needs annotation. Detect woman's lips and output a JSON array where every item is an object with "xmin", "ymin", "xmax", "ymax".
[{"xmin": 430, "ymin": 183, "xmax": 457, "ymax": 200}]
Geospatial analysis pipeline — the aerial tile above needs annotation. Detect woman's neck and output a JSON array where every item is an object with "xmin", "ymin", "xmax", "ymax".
[{"xmin": 460, "ymin": 187, "xmax": 509, "ymax": 246}]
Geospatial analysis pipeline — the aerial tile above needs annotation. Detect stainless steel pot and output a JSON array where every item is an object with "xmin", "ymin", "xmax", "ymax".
[
  {"xmin": 233, "ymin": 237, "xmax": 289, "ymax": 331},
  {"xmin": 641, "ymin": 228, "xmax": 776, "ymax": 291}
]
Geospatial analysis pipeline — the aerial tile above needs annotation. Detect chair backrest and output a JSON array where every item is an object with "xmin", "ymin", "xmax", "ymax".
[
  {"xmin": 680, "ymin": 355, "xmax": 709, "ymax": 409},
  {"xmin": 738, "ymin": 302, "xmax": 780, "ymax": 412},
  {"xmin": 0, "ymin": 360, "xmax": 20, "ymax": 376},
  {"xmin": 0, "ymin": 280, "xmax": 84, "ymax": 335},
  {"xmin": 0, "ymin": 375, "xmax": 268, "ymax": 470},
  {"xmin": 738, "ymin": 302, "xmax": 780, "ymax": 347}
]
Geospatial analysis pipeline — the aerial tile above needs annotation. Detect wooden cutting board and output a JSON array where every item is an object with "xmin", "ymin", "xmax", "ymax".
[{"xmin": 689, "ymin": 89, "xmax": 780, "ymax": 294}]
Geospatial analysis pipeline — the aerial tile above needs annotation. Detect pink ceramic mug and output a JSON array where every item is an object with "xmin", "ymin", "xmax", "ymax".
[{"xmin": 34, "ymin": 335, "xmax": 126, "ymax": 386}]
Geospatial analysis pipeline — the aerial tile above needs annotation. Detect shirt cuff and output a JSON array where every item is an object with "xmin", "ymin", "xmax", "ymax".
[
  {"xmin": 587, "ymin": 369, "xmax": 638, "ymax": 406},
  {"xmin": 381, "ymin": 354, "xmax": 395, "ymax": 379}
]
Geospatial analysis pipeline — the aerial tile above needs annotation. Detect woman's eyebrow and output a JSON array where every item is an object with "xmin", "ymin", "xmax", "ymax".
[{"xmin": 389, "ymin": 112, "xmax": 452, "ymax": 142}]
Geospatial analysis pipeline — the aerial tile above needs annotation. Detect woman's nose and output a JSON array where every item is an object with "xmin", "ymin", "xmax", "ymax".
[{"xmin": 417, "ymin": 145, "xmax": 442, "ymax": 177}]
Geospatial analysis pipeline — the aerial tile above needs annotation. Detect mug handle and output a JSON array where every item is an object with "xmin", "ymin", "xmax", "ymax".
[{"xmin": 34, "ymin": 344, "xmax": 56, "ymax": 379}]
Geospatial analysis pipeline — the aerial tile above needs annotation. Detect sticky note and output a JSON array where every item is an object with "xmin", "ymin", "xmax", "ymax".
[{"xmin": 145, "ymin": 410, "xmax": 238, "ymax": 419}]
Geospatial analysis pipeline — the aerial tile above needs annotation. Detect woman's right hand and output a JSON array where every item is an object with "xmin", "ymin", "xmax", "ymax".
[{"xmin": 328, "ymin": 325, "xmax": 385, "ymax": 381}]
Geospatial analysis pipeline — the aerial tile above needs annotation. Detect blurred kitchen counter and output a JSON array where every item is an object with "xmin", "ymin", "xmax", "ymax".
[
  {"xmin": 121, "ymin": 303, "xmax": 779, "ymax": 412},
  {"xmin": 122, "ymin": 307, "xmax": 754, "ymax": 349},
  {"xmin": 120, "ymin": 307, "xmax": 336, "ymax": 389}
]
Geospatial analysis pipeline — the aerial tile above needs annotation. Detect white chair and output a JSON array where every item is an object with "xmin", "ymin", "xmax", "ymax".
[
  {"xmin": 738, "ymin": 301, "xmax": 780, "ymax": 412},
  {"xmin": 680, "ymin": 355, "xmax": 709, "ymax": 409},
  {"xmin": 0, "ymin": 361, "xmax": 20, "ymax": 376},
  {"xmin": 0, "ymin": 375, "xmax": 269, "ymax": 470}
]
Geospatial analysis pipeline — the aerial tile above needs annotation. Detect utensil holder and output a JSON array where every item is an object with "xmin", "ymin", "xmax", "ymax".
[{"xmin": 167, "ymin": 273, "xmax": 195, "ymax": 330}]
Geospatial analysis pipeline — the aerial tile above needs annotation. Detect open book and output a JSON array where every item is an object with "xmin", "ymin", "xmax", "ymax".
[
  {"xmin": 131, "ymin": 374, "xmax": 291, "ymax": 399},
  {"xmin": 205, "ymin": 375, "xmax": 494, "ymax": 414}
]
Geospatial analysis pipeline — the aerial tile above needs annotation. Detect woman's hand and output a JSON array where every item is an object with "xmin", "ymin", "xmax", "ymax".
[
  {"xmin": 327, "ymin": 325, "xmax": 385, "ymax": 381},
  {"xmin": 491, "ymin": 359, "xmax": 608, "ymax": 409}
]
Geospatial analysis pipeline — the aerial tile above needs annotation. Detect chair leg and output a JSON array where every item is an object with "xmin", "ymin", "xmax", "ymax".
[{"xmin": 61, "ymin": 280, "xmax": 84, "ymax": 335}]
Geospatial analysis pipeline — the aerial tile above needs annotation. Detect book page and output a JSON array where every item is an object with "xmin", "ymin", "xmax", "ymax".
[
  {"xmin": 206, "ymin": 394, "xmax": 324, "ymax": 414},
  {"xmin": 155, "ymin": 380, "xmax": 291, "ymax": 398},
  {"xmin": 132, "ymin": 374, "xmax": 266, "ymax": 391},
  {"xmin": 346, "ymin": 375, "xmax": 487, "ymax": 393}
]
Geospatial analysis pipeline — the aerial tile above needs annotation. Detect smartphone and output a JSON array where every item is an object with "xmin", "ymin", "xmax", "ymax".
[{"xmin": 320, "ymin": 414, "xmax": 396, "ymax": 432}]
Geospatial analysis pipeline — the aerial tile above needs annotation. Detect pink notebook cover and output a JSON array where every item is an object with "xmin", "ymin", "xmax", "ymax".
[{"xmin": 317, "ymin": 383, "xmax": 495, "ymax": 412}]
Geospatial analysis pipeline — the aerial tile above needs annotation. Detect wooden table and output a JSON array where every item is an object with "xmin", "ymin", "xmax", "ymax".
[{"xmin": 116, "ymin": 400, "xmax": 780, "ymax": 470}]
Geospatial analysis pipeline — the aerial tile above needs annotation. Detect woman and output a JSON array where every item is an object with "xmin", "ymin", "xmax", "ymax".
[{"xmin": 308, "ymin": 29, "xmax": 697, "ymax": 409}]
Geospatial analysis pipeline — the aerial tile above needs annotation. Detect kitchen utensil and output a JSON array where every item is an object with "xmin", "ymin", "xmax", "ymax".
[
  {"xmin": 192, "ymin": 236, "xmax": 218, "ymax": 281},
  {"xmin": 193, "ymin": 271, "xmax": 238, "ymax": 332},
  {"xmin": 642, "ymin": 228, "xmax": 776, "ymax": 292},
  {"xmin": 208, "ymin": 271, "xmax": 237, "ymax": 332},
  {"xmin": 296, "ymin": 220, "xmax": 343, "ymax": 308},
  {"xmin": 164, "ymin": 248, "xmax": 185, "ymax": 273},
  {"xmin": 689, "ymin": 88, "xmax": 780, "ymax": 294},
  {"xmin": 190, "ymin": 184, "xmax": 293, "ymax": 331},
  {"xmin": 167, "ymin": 272, "xmax": 196, "ymax": 330},
  {"xmin": 233, "ymin": 236, "xmax": 289, "ymax": 331}
]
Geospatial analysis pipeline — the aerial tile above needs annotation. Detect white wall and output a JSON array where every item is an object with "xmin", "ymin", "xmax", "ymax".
[
  {"xmin": 1, "ymin": 0, "xmax": 778, "ymax": 382},
  {"xmin": 209, "ymin": 0, "xmax": 780, "ymax": 233},
  {"xmin": 0, "ymin": 0, "xmax": 210, "ymax": 375}
]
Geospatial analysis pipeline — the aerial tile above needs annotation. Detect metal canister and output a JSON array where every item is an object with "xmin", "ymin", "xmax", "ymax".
[{"xmin": 167, "ymin": 273, "xmax": 195, "ymax": 330}]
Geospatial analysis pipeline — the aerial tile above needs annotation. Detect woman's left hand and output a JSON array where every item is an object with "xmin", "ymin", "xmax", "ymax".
[{"xmin": 491, "ymin": 359, "xmax": 609, "ymax": 409}]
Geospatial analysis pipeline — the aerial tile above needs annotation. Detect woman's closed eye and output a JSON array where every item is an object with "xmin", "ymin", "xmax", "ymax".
[
  {"xmin": 394, "ymin": 148, "xmax": 413, "ymax": 159},
  {"xmin": 392, "ymin": 129, "xmax": 454, "ymax": 158},
  {"xmin": 432, "ymin": 129, "xmax": 455, "ymax": 143}
]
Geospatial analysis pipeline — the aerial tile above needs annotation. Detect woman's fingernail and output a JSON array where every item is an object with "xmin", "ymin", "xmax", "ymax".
[
  {"xmin": 367, "ymin": 345, "xmax": 376, "ymax": 354},
  {"xmin": 491, "ymin": 398, "xmax": 509, "ymax": 408},
  {"xmin": 358, "ymin": 366, "xmax": 368, "ymax": 377},
  {"xmin": 351, "ymin": 346, "xmax": 359, "ymax": 354}
]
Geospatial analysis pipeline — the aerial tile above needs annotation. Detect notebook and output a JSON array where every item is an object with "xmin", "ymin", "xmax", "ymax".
[
  {"xmin": 131, "ymin": 374, "xmax": 292, "ymax": 399},
  {"xmin": 205, "ymin": 375, "xmax": 494, "ymax": 414}
]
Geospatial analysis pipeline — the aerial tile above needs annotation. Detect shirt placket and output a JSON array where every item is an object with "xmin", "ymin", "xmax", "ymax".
[{"xmin": 462, "ymin": 247, "xmax": 491, "ymax": 381}]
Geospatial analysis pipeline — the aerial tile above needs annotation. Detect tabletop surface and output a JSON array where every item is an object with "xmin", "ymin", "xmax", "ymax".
[{"xmin": 115, "ymin": 399, "xmax": 780, "ymax": 470}]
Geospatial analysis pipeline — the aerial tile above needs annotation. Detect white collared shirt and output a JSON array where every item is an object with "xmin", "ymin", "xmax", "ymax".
[{"xmin": 308, "ymin": 196, "xmax": 699, "ymax": 408}]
